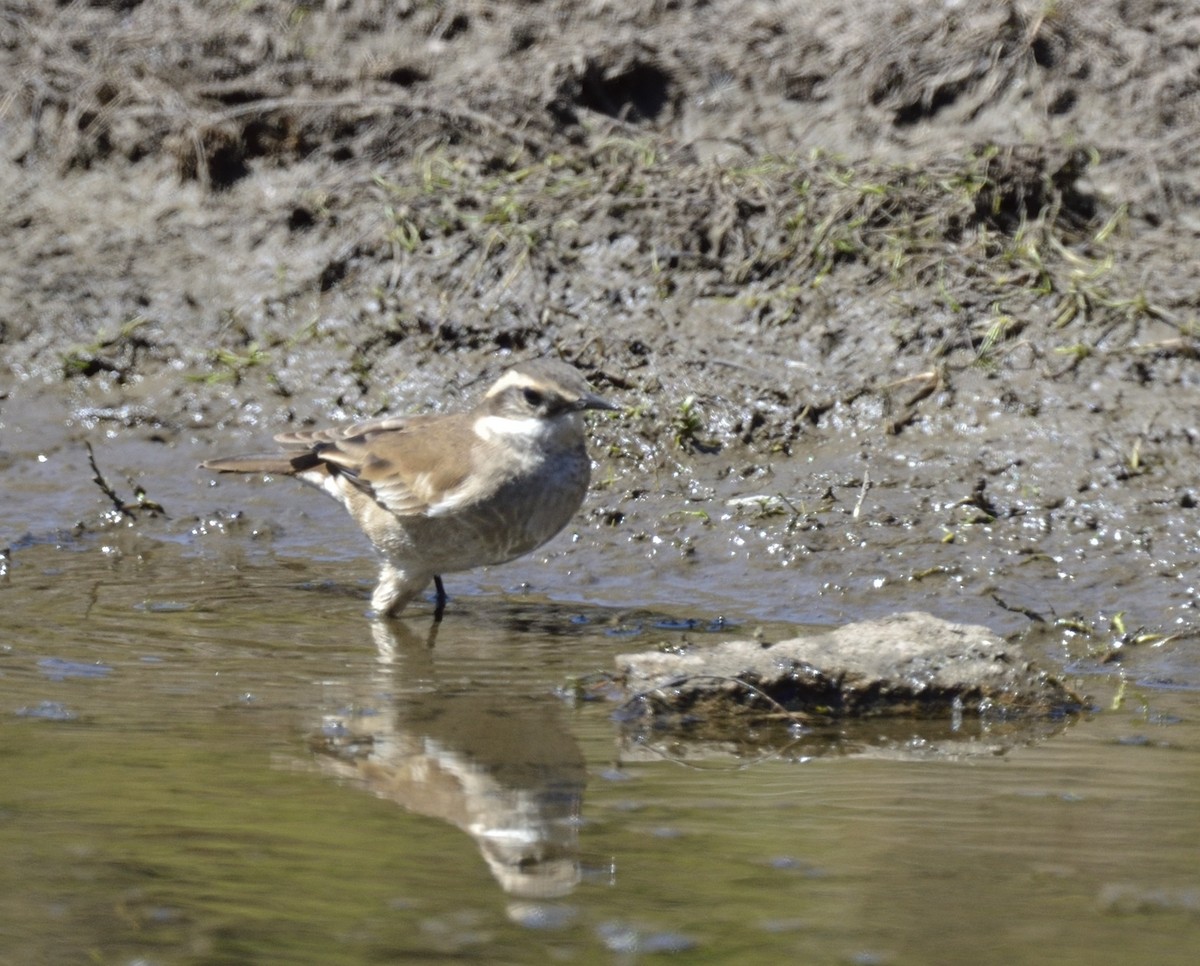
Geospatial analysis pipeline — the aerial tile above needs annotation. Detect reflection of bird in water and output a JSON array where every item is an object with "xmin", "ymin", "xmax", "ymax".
[
  {"xmin": 203, "ymin": 359, "xmax": 617, "ymax": 618},
  {"xmin": 310, "ymin": 620, "xmax": 587, "ymax": 898}
]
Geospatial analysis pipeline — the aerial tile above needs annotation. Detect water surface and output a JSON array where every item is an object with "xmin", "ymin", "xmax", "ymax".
[
  {"xmin": 1, "ymin": 416, "xmax": 1198, "ymax": 964},
  {"xmin": 2, "ymin": 528, "xmax": 1198, "ymax": 965}
]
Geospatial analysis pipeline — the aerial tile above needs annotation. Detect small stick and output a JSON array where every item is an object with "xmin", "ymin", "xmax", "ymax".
[
  {"xmin": 85, "ymin": 442, "xmax": 135, "ymax": 519},
  {"xmin": 852, "ymin": 467, "xmax": 871, "ymax": 519},
  {"xmin": 620, "ymin": 673, "xmax": 817, "ymax": 727}
]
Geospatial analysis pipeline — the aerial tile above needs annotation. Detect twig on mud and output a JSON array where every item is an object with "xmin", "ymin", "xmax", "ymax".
[
  {"xmin": 881, "ymin": 368, "xmax": 940, "ymax": 406},
  {"xmin": 881, "ymin": 369, "xmax": 940, "ymax": 435},
  {"xmin": 1048, "ymin": 332, "xmax": 1199, "ymax": 379},
  {"xmin": 618, "ymin": 673, "xmax": 817, "ymax": 727},
  {"xmin": 704, "ymin": 357, "xmax": 776, "ymax": 383},
  {"xmin": 1128, "ymin": 336, "xmax": 1199, "ymax": 357},
  {"xmin": 992, "ymin": 594, "xmax": 1047, "ymax": 624},
  {"xmin": 197, "ymin": 94, "xmax": 551, "ymax": 154},
  {"xmin": 852, "ymin": 468, "xmax": 871, "ymax": 519},
  {"xmin": 87, "ymin": 442, "xmax": 135, "ymax": 520},
  {"xmin": 85, "ymin": 442, "xmax": 166, "ymax": 519}
]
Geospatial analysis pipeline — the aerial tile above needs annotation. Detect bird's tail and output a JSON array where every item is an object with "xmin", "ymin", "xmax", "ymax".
[{"xmin": 200, "ymin": 452, "xmax": 317, "ymax": 475}]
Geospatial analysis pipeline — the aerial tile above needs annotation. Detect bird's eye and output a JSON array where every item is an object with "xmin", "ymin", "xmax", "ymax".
[{"xmin": 522, "ymin": 387, "xmax": 544, "ymax": 407}]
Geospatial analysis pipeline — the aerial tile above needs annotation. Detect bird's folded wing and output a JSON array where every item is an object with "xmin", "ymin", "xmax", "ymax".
[{"xmin": 278, "ymin": 414, "xmax": 474, "ymax": 518}]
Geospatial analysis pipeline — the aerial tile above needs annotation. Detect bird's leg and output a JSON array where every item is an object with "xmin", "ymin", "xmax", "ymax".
[
  {"xmin": 432, "ymin": 575, "xmax": 447, "ymax": 622},
  {"xmin": 372, "ymin": 562, "xmax": 421, "ymax": 619}
]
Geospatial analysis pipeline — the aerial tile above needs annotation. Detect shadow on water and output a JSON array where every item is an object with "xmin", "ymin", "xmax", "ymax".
[{"xmin": 2, "ymin": 525, "xmax": 1200, "ymax": 963}]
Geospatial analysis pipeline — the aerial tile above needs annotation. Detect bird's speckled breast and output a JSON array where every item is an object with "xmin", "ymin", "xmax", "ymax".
[{"xmin": 397, "ymin": 444, "xmax": 591, "ymax": 573}]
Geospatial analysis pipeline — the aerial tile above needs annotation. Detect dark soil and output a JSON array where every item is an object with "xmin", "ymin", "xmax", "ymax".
[{"xmin": 3, "ymin": 0, "xmax": 1200, "ymax": 663}]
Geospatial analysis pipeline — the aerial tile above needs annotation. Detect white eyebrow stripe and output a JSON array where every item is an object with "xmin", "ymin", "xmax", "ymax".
[{"xmin": 485, "ymin": 370, "xmax": 538, "ymax": 397}]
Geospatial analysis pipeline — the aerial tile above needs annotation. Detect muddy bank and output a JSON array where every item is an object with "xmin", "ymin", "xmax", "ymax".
[{"xmin": 2, "ymin": 1, "xmax": 1200, "ymax": 666}]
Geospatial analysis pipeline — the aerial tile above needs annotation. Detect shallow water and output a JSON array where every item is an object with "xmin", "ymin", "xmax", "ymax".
[
  {"xmin": 2, "ymin": 425, "xmax": 1199, "ymax": 964},
  {"xmin": 2, "ymin": 539, "xmax": 1198, "ymax": 965}
]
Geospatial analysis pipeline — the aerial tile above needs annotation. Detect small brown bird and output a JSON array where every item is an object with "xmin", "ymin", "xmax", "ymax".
[{"xmin": 202, "ymin": 359, "xmax": 617, "ymax": 617}]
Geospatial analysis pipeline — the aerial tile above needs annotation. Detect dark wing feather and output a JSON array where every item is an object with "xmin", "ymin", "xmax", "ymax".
[{"xmin": 272, "ymin": 414, "xmax": 417, "ymax": 447}]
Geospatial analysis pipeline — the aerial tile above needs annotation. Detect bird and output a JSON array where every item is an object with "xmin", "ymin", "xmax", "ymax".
[{"xmin": 201, "ymin": 358, "xmax": 618, "ymax": 618}]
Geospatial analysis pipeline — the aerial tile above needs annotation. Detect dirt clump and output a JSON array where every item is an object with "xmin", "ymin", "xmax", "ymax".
[{"xmin": 616, "ymin": 611, "xmax": 1083, "ymax": 732}]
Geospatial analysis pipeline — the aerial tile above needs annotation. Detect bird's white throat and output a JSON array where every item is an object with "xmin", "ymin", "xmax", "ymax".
[{"xmin": 473, "ymin": 412, "xmax": 558, "ymax": 443}]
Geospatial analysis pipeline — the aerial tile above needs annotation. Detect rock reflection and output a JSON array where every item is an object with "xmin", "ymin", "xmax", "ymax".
[
  {"xmin": 309, "ymin": 621, "xmax": 586, "ymax": 899},
  {"xmin": 617, "ymin": 712, "xmax": 1075, "ymax": 765}
]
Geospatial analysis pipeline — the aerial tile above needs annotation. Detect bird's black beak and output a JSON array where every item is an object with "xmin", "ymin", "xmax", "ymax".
[{"xmin": 575, "ymin": 390, "xmax": 620, "ymax": 413}]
